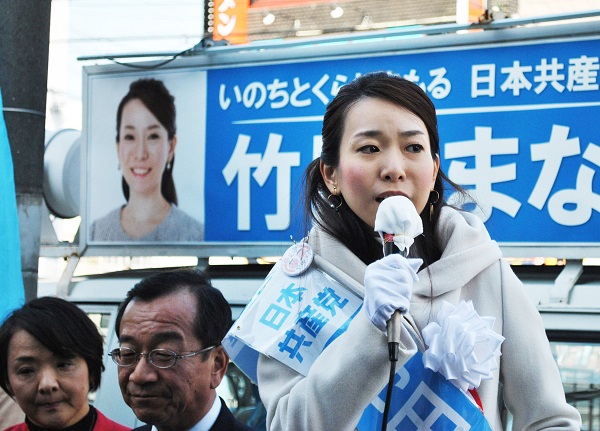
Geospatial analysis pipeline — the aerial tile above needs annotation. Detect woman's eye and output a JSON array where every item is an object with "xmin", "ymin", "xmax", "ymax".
[
  {"xmin": 16, "ymin": 367, "xmax": 34, "ymax": 376},
  {"xmin": 147, "ymin": 132, "xmax": 160, "ymax": 140},
  {"xmin": 57, "ymin": 361, "xmax": 75, "ymax": 370},
  {"xmin": 358, "ymin": 145, "xmax": 379, "ymax": 154},
  {"xmin": 406, "ymin": 143, "xmax": 424, "ymax": 153},
  {"xmin": 123, "ymin": 133, "xmax": 135, "ymax": 141}
]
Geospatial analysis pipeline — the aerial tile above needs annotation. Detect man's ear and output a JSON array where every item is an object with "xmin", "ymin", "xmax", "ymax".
[{"xmin": 210, "ymin": 347, "xmax": 229, "ymax": 389}]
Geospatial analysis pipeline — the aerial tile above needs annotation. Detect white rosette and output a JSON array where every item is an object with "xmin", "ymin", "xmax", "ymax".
[{"xmin": 422, "ymin": 300, "xmax": 505, "ymax": 393}]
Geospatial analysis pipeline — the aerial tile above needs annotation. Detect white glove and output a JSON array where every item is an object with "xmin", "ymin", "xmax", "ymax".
[{"xmin": 363, "ymin": 254, "xmax": 422, "ymax": 333}]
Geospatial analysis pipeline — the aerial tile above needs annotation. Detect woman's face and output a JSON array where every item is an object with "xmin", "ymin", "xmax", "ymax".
[
  {"xmin": 322, "ymin": 97, "xmax": 439, "ymax": 228},
  {"xmin": 7, "ymin": 330, "xmax": 90, "ymax": 429},
  {"xmin": 117, "ymin": 99, "xmax": 176, "ymax": 198}
]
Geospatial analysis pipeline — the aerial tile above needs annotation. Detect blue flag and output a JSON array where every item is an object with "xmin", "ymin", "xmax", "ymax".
[{"xmin": 0, "ymin": 88, "xmax": 25, "ymax": 323}]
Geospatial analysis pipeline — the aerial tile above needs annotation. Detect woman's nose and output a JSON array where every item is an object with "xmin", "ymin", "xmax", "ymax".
[
  {"xmin": 38, "ymin": 368, "xmax": 59, "ymax": 394},
  {"xmin": 381, "ymin": 151, "xmax": 406, "ymax": 181},
  {"xmin": 135, "ymin": 141, "xmax": 148, "ymax": 159}
]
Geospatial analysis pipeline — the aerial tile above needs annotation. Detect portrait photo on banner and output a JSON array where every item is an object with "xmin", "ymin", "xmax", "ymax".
[{"xmin": 85, "ymin": 70, "xmax": 206, "ymax": 245}]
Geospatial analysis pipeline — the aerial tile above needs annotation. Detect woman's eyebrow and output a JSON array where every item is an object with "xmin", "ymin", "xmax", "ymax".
[
  {"xmin": 12, "ymin": 355, "xmax": 36, "ymax": 364},
  {"xmin": 352, "ymin": 129, "xmax": 381, "ymax": 139},
  {"xmin": 352, "ymin": 129, "xmax": 425, "ymax": 139},
  {"xmin": 398, "ymin": 130, "xmax": 426, "ymax": 138}
]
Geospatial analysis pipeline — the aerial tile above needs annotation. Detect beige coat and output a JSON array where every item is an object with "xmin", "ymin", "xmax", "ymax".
[{"xmin": 257, "ymin": 206, "xmax": 581, "ymax": 430}]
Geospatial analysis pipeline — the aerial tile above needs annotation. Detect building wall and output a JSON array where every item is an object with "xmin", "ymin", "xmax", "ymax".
[{"xmin": 246, "ymin": 0, "xmax": 519, "ymax": 42}]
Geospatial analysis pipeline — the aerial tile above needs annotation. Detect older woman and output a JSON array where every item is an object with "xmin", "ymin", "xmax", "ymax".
[{"xmin": 0, "ymin": 297, "xmax": 129, "ymax": 431}]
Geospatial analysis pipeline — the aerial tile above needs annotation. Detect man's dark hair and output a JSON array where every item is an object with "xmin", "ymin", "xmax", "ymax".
[
  {"xmin": 0, "ymin": 296, "xmax": 104, "ymax": 395},
  {"xmin": 115, "ymin": 269, "xmax": 232, "ymax": 349}
]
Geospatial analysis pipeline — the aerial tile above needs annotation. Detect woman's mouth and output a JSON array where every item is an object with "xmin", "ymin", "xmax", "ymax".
[
  {"xmin": 376, "ymin": 192, "xmax": 407, "ymax": 202},
  {"xmin": 39, "ymin": 401, "xmax": 62, "ymax": 410},
  {"xmin": 131, "ymin": 168, "xmax": 151, "ymax": 176}
]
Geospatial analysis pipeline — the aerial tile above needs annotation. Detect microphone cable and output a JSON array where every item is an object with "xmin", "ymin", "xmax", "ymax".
[{"xmin": 381, "ymin": 346, "xmax": 397, "ymax": 431}]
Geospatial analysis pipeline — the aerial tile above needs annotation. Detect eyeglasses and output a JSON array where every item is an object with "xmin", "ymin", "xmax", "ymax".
[{"xmin": 109, "ymin": 345, "xmax": 216, "ymax": 369}]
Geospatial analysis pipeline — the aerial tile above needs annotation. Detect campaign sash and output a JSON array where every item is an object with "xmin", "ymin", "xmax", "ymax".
[
  {"xmin": 223, "ymin": 245, "xmax": 364, "ymax": 381},
  {"xmin": 357, "ymin": 351, "xmax": 491, "ymax": 430},
  {"xmin": 223, "ymin": 244, "xmax": 491, "ymax": 430}
]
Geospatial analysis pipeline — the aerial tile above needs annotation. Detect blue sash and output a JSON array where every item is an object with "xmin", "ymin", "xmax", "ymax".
[
  {"xmin": 358, "ymin": 351, "xmax": 492, "ymax": 430},
  {"xmin": 223, "ymin": 257, "xmax": 364, "ymax": 381}
]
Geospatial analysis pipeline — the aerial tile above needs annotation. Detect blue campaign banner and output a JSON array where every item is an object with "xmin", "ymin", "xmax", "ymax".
[
  {"xmin": 205, "ymin": 36, "xmax": 600, "ymax": 245},
  {"xmin": 0, "ymin": 88, "xmax": 25, "ymax": 322}
]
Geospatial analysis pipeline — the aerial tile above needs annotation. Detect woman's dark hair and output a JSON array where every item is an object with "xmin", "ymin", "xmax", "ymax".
[
  {"xmin": 116, "ymin": 78, "xmax": 178, "ymax": 205},
  {"xmin": 114, "ymin": 269, "xmax": 232, "ymax": 351},
  {"xmin": 304, "ymin": 71, "xmax": 466, "ymax": 266},
  {"xmin": 0, "ymin": 297, "xmax": 105, "ymax": 396}
]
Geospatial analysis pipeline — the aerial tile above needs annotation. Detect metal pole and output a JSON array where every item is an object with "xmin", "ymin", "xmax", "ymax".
[{"xmin": 0, "ymin": 0, "xmax": 52, "ymax": 302}]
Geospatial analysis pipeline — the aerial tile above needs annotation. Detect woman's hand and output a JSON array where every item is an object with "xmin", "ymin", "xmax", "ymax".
[{"xmin": 363, "ymin": 254, "xmax": 422, "ymax": 333}]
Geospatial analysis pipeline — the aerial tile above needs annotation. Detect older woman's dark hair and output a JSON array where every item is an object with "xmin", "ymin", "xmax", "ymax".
[
  {"xmin": 0, "ymin": 297, "xmax": 104, "ymax": 396},
  {"xmin": 115, "ymin": 269, "xmax": 232, "ymax": 350},
  {"xmin": 304, "ymin": 71, "xmax": 466, "ymax": 266},
  {"xmin": 116, "ymin": 77, "xmax": 178, "ymax": 205}
]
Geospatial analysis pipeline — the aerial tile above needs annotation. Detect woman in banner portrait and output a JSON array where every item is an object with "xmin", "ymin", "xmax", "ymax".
[
  {"xmin": 225, "ymin": 72, "xmax": 581, "ymax": 430},
  {"xmin": 90, "ymin": 78, "xmax": 203, "ymax": 242}
]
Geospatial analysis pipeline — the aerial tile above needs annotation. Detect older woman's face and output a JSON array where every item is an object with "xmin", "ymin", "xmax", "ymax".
[{"xmin": 7, "ymin": 330, "xmax": 90, "ymax": 429}]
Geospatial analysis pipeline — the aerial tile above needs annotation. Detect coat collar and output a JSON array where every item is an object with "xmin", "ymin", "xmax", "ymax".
[{"xmin": 416, "ymin": 206, "xmax": 502, "ymax": 298}]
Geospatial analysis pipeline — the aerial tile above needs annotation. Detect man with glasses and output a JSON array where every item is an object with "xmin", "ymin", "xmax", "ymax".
[{"xmin": 111, "ymin": 269, "xmax": 252, "ymax": 431}]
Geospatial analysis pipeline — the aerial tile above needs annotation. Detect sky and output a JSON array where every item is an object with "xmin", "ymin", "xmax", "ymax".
[{"xmin": 47, "ymin": 0, "xmax": 205, "ymax": 131}]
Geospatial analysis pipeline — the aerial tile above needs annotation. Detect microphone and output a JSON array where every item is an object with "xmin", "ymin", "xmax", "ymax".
[
  {"xmin": 374, "ymin": 196, "xmax": 423, "ymax": 360},
  {"xmin": 382, "ymin": 233, "xmax": 403, "ymax": 360}
]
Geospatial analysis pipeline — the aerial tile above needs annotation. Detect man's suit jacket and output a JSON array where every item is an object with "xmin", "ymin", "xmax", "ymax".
[{"xmin": 130, "ymin": 397, "xmax": 253, "ymax": 431}]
